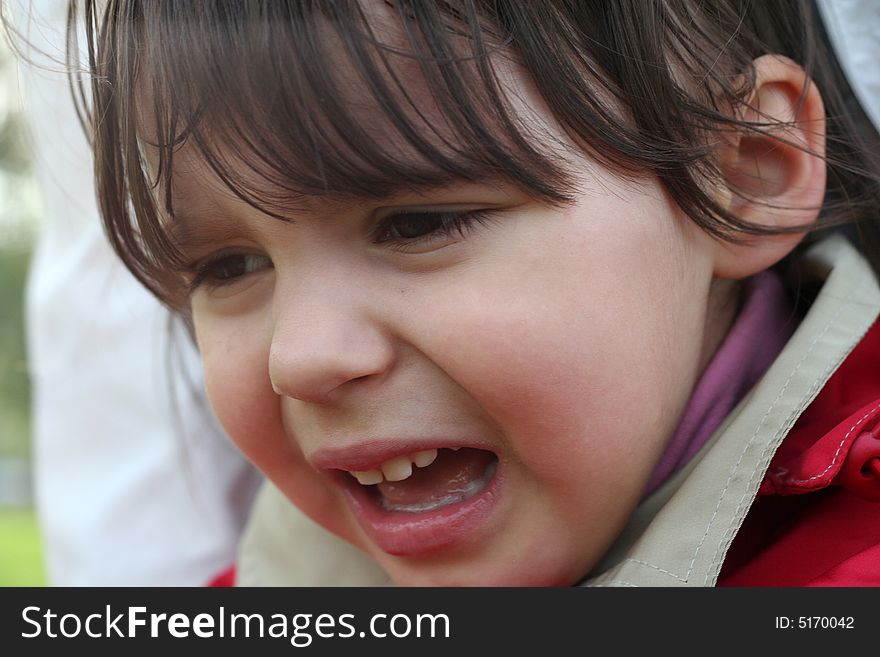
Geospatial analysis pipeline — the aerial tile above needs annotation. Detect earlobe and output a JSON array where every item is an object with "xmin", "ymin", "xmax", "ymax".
[{"xmin": 712, "ymin": 54, "xmax": 827, "ymax": 279}]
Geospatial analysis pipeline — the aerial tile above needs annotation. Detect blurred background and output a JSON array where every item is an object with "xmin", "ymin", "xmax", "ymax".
[
  {"xmin": 0, "ymin": 31, "xmax": 46, "ymax": 586},
  {"xmin": 0, "ymin": 1, "xmax": 260, "ymax": 587}
]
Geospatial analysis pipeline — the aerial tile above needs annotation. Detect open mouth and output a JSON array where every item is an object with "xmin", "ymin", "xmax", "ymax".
[
  {"xmin": 332, "ymin": 447, "xmax": 502, "ymax": 556},
  {"xmin": 347, "ymin": 447, "xmax": 498, "ymax": 512}
]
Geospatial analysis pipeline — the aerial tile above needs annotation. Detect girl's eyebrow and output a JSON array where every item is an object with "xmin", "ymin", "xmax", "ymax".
[
  {"xmin": 166, "ymin": 176, "xmax": 518, "ymax": 254},
  {"xmin": 167, "ymin": 207, "xmax": 268, "ymax": 255},
  {"xmin": 165, "ymin": 192, "xmax": 367, "ymax": 254}
]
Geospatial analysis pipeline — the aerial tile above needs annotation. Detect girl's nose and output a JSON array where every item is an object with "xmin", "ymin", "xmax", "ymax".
[{"xmin": 268, "ymin": 297, "xmax": 394, "ymax": 405}]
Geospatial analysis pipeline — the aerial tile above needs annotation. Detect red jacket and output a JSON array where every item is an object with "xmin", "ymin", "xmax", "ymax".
[{"xmin": 718, "ymin": 318, "xmax": 880, "ymax": 586}]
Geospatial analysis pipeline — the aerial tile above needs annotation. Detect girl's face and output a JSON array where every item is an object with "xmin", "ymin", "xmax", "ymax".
[{"xmin": 178, "ymin": 142, "xmax": 735, "ymax": 584}]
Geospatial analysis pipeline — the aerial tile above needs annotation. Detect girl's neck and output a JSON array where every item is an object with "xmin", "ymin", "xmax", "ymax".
[{"xmin": 644, "ymin": 269, "xmax": 798, "ymax": 496}]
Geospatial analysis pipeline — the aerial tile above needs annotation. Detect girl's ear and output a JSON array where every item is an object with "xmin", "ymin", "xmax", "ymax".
[{"xmin": 711, "ymin": 54, "xmax": 826, "ymax": 279}]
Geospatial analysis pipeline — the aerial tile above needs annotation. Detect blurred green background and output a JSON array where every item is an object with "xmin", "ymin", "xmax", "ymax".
[{"xmin": 0, "ymin": 35, "xmax": 46, "ymax": 586}]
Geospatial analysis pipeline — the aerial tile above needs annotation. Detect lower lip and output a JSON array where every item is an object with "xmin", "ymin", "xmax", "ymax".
[{"xmin": 338, "ymin": 460, "xmax": 503, "ymax": 557}]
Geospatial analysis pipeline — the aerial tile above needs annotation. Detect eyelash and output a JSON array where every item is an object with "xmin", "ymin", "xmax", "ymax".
[
  {"xmin": 372, "ymin": 209, "xmax": 497, "ymax": 251},
  {"xmin": 187, "ymin": 209, "xmax": 497, "ymax": 294},
  {"xmin": 187, "ymin": 251, "xmax": 272, "ymax": 294}
]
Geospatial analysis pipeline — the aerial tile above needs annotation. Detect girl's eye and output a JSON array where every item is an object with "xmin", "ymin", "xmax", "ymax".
[
  {"xmin": 373, "ymin": 209, "xmax": 497, "ymax": 250},
  {"xmin": 189, "ymin": 252, "xmax": 272, "ymax": 293}
]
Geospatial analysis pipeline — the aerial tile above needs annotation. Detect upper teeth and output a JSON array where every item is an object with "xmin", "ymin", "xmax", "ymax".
[{"xmin": 350, "ymin": 449, "xmax": 439, "ymax": 485}]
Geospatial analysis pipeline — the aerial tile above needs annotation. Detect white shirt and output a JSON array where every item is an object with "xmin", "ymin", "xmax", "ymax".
[{"xmin": 15, "ymin": 0, "xmax": 261, "ymax": 585}]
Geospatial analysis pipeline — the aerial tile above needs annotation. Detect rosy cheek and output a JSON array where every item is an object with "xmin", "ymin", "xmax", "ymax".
[
  {"xmin": 197, "ymin": 320, "xmax": 351, "ymax": 537},
  {"xmin": 197, "ymin": 322, "xmax": 275, "ymax": 453}
]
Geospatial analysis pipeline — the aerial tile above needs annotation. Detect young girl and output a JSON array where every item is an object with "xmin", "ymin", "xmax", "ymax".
[{"xmin": 69, "ymin": 0, "xmax": 880, "ymax": 586}]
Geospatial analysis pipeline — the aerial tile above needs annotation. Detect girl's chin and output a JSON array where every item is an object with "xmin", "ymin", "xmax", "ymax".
[{"xmin": 370, "ymin": 541, "xmax": 587, "ymax": 587}]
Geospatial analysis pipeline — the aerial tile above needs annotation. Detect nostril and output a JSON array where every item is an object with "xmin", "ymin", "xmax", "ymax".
[{"xmin": 268, "ymin": 348, "xmax": 393, "ymax": 404}]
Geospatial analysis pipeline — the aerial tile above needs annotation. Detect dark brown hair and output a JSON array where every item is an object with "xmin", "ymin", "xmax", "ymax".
[{"xmin": 68, "ymin": 0, "xmax": 880, "ymax": 310}]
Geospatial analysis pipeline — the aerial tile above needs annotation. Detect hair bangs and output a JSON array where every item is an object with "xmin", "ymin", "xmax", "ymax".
[
  {"xmin": 73, "ymin": 0, "xmax": 880, "ymax": 308},
  {"xmin": 133, "ymin": 0, "xmax": 581, "ymax": 229}
]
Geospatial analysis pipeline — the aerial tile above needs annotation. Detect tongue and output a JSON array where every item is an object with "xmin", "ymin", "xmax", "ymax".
[{"xmin": 377, "ymin": 448, "xmax": 496, "ymax": 509}]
